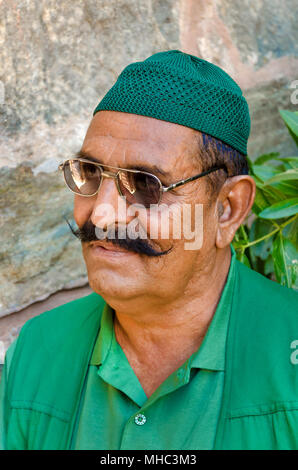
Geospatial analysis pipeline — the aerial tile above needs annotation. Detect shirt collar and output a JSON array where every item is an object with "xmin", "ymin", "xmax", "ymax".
[
  {"xmin": 90, "ymin": 302, "xmax": 114, "ymax": 366},
  {"xmin": 90, "ymin": 302, "xmax": 148, "ymax": 407}
]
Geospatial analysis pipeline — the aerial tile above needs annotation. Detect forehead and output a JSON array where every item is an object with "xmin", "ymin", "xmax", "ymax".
[{"xmin": 81, "ymin": 110, "xmax": 200, "ymax": 172}]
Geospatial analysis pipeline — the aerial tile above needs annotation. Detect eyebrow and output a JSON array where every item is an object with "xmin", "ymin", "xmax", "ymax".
[{"xmin": 74, "ymin": 150, "xmax": 169, "ymax": 178}]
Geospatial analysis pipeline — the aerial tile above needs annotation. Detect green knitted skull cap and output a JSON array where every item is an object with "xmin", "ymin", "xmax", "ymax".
[{"xmin": 93, "ymin": 50, "xmax": 250, "ymax": 155}]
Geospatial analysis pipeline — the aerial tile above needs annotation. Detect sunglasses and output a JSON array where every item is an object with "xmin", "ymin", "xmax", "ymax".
[{"xmin": 58, "ymin": 158, "xmax": 226, "ymax": 208}]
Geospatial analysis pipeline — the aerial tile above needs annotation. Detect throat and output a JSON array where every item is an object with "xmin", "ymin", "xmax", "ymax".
[{"xmin": 114, "ymin": 320, "xmax": 207, "ymax": 398}]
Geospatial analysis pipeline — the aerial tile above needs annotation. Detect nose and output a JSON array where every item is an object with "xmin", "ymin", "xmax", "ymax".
[{"xmin": 90, "ymin": 175, "xmax": 129, "ymax": 231}]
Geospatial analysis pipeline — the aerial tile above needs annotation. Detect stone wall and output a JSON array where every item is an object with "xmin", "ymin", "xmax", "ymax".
[{"xmin": 0, "ymin": 0, "xmax": 297, "ymax": 345}]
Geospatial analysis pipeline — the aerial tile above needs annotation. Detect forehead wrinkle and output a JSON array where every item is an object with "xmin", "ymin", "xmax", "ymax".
[
  {"xmin": 81, "ymin": 121, "xmax": 199, "ymax": 178},
  {"xmin": 81, "ymin": 133, "xmax": 176, "ymax": 173}
]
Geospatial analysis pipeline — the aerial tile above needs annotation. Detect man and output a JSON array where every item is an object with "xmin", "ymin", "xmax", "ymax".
[{"xmin": 0, "ymin": 50, "xmax": 297, "ymax": 450}]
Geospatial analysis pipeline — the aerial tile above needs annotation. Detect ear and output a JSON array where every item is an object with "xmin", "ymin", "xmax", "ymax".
[{"xmin": 215, "ymin": 175, "xmax": 256, "ymax": 249}]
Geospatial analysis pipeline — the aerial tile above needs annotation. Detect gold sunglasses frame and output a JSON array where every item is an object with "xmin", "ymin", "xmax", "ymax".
[{"xmin": 58, "ymin": 158, "xmax": 226, "ymax": 206}]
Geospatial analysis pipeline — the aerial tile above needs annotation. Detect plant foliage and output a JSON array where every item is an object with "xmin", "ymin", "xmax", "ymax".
[{"xmin": 232, "ymin": 110, "xmax": 298, "ymax": 290}]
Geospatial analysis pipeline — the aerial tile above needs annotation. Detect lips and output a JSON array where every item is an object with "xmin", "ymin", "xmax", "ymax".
[{"xmin": 89, "ymin": 241, "xmax": 128, "ymax": 252}]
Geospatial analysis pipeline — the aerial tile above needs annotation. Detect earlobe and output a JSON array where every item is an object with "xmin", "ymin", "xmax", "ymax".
[{"xmin": 215, "ymin": 176, "xmax": 256, "ymax": 249}]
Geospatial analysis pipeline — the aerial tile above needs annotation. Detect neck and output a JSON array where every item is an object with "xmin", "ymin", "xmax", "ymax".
[{"xmin": 112, "ymin": 247, "xmax": 232, "ymax": 397}]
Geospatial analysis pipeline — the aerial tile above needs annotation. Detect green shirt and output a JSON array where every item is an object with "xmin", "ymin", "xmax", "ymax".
[
  {"xmin": 71, "ymin": 251, "xmax": 236, "ymax": 450},
  {"xmin": 1, "ymin": 251, "xmax": 298, "ymax": 450}
]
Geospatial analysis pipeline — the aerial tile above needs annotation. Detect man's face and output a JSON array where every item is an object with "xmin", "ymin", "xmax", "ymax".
[{"xmin": 74, "ymin": 111, "xmax": 219, "ymax": 307}]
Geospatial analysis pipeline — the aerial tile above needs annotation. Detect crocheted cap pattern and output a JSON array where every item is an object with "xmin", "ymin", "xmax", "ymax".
[{"xmin": 93, "ymin": 50, "xmax": 250, "ymax": 155}]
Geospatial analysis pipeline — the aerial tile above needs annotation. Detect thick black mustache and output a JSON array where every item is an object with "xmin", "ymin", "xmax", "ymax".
[{"xmin": 64, "ymin": 218, "xmax": 172, "ymax": 257}]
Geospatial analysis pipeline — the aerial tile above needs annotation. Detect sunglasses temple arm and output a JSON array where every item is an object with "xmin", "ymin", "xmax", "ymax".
[{"xmin": 163, "ymin": 165, "xmax": 227, "ymax": 192}]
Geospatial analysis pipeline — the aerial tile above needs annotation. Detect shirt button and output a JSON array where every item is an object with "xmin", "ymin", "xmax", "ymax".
[{"xmin": 134, "ymin": 413, "xmax": 147, "ymax": 426}]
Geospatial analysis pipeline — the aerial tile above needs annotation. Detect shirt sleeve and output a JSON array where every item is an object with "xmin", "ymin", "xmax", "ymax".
[{"xmin": 0, "ymin": 340, "xmax": 18, "ymax": 450}]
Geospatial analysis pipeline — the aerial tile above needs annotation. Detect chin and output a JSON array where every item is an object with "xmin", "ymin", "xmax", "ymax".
[{"xmin": 87, "ymin": 268, "xmax": 143, "ymax": 302}]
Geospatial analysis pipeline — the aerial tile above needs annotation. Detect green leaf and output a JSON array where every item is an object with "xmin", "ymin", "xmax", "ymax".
[
  {"xmin": 282, "ymin": 217, "xmax": 298, "ymax": 247},
  {"xmin": 264, "ymin": 169, "xmax": 298, "ymax": 185},
  {"xmin": 248, "ymin": 219, "xmax": 274, "ymax": 261},
  {"xmin": 279, "ymin": 110, "xmax": 298, "ymax": 135},
  {"xmin": 277, "ymin": 157, "xmax": 298, "ymax": 169},
  {"xmin": 244, "ymin": 111, "xmax": 298, "ymax": 288},
  {"xmin": 252, "ymin": 164, "xmax": 279, "ymax": 182},
  {"xmin": 259, "ymin": 198, "xmax": 298, "ymax": 219},
  {"xmin": 254, "ymin": 152, "xmax": 280, "ymax": 165},
  {"xmin": 232, "ymin": 241, "xmax": 246, "ymax": 250},
  {"xmin": 252, "ymin": 188, "xmax": 269, "ymax": 215},
  {"xmin": 279, "ymin": 110, "xmax": 298, "ymax": 146},
  {"xmin": 273, "ymin": 233, "xmax": 298, "ymax": 288},
  {"xmin": 261, "ymin": 168, "xmax": 298, "ymax": 198},
  {"xmin": 272, "ymin": 181, "xmax": 298, "ymax": 198},
  {"xmin": 235, "ymin": 249, "xmax": 251, "ymax": 268},
  {"xmin": 241, "ymin": 253, "xmax": 251, "ymax": 268},
  {"xmin": 264, "ymin": 255, "xmax": 274, "ymax": 275},
  {"xmin": 255, "ymin": 181, "xmax": 288, "ymax": 205}
]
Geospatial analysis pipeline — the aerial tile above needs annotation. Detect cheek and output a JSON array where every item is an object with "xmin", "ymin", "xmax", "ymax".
[
  {"xmin": 201, "ymin": 202, "xmax": 218, "ymax": 248},
  {"xmin": 138, "ymin": 202, "xmax": 207, "ymax": 251},
  {"xmin": 136, "ymin": 203, "xmax": 186, "ymax": 244}
]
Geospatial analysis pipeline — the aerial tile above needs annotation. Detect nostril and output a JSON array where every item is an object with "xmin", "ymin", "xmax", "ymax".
[{"xmin": 92, "ymin": 202, "xmax": 114, "ymax": 226}]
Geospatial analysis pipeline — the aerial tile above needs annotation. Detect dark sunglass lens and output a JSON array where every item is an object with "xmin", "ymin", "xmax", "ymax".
[
  {"xmin": 118, "ymin": 171, "xmax": 161, "ymax": 207},
  {"xmin": 64, "ymin": 160, "xmax": 101, "ymax": 195}
]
